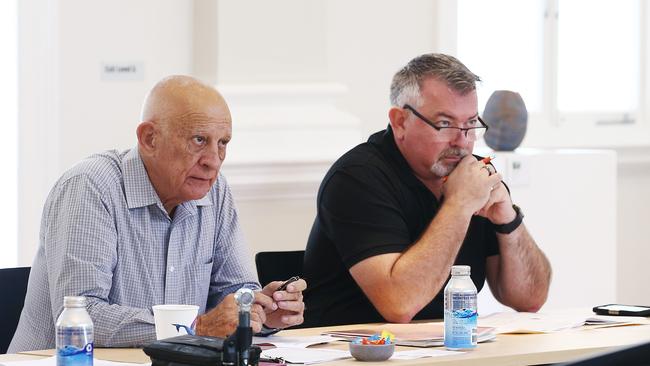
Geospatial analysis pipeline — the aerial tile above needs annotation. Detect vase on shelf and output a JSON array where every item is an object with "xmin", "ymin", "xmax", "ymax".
[{"xmin": 482, "ymin": 90, "xmax": 528, "ymax": 151}]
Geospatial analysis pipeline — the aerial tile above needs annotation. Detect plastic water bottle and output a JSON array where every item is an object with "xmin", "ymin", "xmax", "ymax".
[
  {"xmin": 444, "ymin": 265, "xmax": 478, "ymax": 350},
  {"xmin": 56, "ymin": 296, "xmax": 94, "ymax": 366}
]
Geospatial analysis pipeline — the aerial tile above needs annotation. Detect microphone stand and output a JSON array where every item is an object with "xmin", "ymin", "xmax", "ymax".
[
  {"xmin": 237, "ymin": 309, "xmax": 253, "ymax": 366},
  {"xmin": 225, "ymin": 288, "xmax": 255, "ymax": 366}
]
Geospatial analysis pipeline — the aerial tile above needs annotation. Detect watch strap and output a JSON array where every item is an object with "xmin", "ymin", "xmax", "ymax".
[{"xmin": 493, "ymin": 204, "xmax": 524, "ymax": 234}]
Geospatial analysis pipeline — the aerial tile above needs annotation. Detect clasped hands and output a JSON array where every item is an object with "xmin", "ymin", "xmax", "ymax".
[
  {"xmin": 442, "ymin": 155, "xmax": 517, "ymax": 225},
  {"xmin": 195, "ymin": 278, "xmax": 307, "ymax": 337}
]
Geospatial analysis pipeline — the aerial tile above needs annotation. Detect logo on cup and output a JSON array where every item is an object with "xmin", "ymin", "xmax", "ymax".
[
  {"xmin": 172, "ymin": 323, "xmax": 195, "ymax": 336},
  {"xmin": 152, "ymin": 304, "xmax": 199, "ymax": 340}
]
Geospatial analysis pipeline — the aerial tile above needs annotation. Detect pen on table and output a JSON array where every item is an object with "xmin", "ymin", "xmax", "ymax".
[
  {"xmin": 277, "ymin": 276, "xmax": 301, "ymax": 291},
  {"xmin": 442, "ymin": 156, "xmax": 495, "ymax": 183}
]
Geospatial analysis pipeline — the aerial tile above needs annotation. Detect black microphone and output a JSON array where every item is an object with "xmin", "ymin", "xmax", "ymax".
[{"xmin": 234, "ymin": 288, "xmax": 255, "ymax": 366}]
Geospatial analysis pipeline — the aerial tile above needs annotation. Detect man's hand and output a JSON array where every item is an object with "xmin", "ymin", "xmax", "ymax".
[
  {"xmin": 443, "ymin": 155, "xmax": 503, "ymax": 214},
  {"xmin": 260, "ymin": 278, "xmax": 307, "ymax": 329},
  {"xmin": 476, "ymin": 179, "xmax": 517, "ymax": 224},
  {"xmin": 194, "ymin": 291, "xmax": 274, "ymax": 337}
]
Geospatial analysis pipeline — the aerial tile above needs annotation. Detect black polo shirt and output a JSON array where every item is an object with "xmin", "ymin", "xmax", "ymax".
[{"xmin": 302, "ymin": 126, "xmax": 499, "ymax": 327}]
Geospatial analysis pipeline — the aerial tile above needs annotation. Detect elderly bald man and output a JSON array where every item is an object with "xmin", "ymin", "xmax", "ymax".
[{"xmin": 9, "ymin": 75, "xmax": 306, "ymax": 352}]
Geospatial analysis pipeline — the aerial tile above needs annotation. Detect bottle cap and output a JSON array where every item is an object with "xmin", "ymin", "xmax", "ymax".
[
  {"xmin": 451, "ymin": 265, "xmax": 471, "ymax": 276},
  {"xmin": 63, "ymin": 296, "xmax": 87, "ymax": 308}
]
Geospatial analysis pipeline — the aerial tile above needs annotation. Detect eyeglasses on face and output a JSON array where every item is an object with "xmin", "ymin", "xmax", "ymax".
[{"xmin": 403, "ymin": 104, "xmax": 488, "ymax": 142}]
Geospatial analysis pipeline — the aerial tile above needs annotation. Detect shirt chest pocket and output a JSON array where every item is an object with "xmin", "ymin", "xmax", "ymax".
[{"xmin": 181, "ymin": 260, "xmax": 213, "ymax": 314}]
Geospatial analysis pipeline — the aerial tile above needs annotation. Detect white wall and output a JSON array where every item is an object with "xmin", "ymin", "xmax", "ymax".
[
  {"xmin": 17, "ymin": 0, "xmax": 650, "ymax": 308},
  {"xmin": 213, "ymin": 0, "xmax": 438, "ymax": 135},
  {"xmin": 18, "ymin": 0, "xmax": 194, "ymax": 264},
  {"xmin": 324, "ymin": 0, "xmax": 439, "ymax": 135},
  {"xmin": 56, "ymin": 0, "xmax": 194, "ymax": 165}
]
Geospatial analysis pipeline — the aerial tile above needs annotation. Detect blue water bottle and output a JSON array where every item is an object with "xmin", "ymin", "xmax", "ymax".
[
  {"xmin": 56, "ymin": 296, "xmax": 94, "ymax": 366},
  {"xmin": 444, "ymin": 265, "xmax": 478, "ymax": 350}
]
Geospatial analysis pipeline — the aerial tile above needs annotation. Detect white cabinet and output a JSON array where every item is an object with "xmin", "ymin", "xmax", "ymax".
[{"xmin": 475, "ymin": 148, "xmax": 617, "ymax": 313}]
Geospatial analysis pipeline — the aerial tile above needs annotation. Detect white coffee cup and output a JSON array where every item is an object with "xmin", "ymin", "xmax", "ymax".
[{"xmin": 152, "ymin": 304, "xmax": 200, "ymax": 340}]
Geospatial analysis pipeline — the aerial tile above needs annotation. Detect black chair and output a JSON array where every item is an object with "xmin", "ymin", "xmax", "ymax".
[
  {"xmin": 255, "ymin": 250, "xmax": 304, "ymax": 287},
  {"xmin": 559, "ymin": 340, "xmax": 650, "ymax": 365},
  {"xmin": 0, "ymin": 266, "xmax": 31, "ymax": 354}
]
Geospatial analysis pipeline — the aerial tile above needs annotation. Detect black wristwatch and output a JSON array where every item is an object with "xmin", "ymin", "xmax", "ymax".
[{"xmin": 493, "ymin": 204, "xmax": 524, "ymax": 234}]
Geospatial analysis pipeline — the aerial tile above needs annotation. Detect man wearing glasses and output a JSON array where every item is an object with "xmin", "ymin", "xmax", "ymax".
[{"xmin": 302, "ymin": 53, "xmax": 551, "ymax": 327}]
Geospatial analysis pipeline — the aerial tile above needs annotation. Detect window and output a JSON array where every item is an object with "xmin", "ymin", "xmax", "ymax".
[
  {"xmin": 557, "ymin": 0, "xmax": 639, "ymax": 114},
  {"xmin": 454, "ymin": 0, "xmax": 649, "ymax": 147},
  {"xmin": 457, "ymin": 0, "xmax": 545, "ymax": 114},
  {"xmin": 0, "ymin": 0, "xmax": 18, "ymax": 267}
]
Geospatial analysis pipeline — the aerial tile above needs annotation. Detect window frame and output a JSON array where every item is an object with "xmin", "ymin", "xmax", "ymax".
[
  {"xmin": 0, "ymin": 0, "xmax": 19, "ymax": 267},
  {"xmin": 439, "ymin": 0, "xmax": 650, "ymax": 148}
]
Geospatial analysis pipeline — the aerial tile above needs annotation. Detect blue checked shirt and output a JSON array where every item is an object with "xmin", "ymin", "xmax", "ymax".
[{"xmin": 8, "ymin": 148, "xmax": 259, "ymax": 352}]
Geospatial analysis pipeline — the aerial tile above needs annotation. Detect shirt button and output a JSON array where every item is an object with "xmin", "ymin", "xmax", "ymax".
[{"xmin": 169, "ymin": 266, "xmax": 175, "ymax": 273}]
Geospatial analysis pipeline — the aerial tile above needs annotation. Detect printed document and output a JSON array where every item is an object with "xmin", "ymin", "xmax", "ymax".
[{"xmin": 479, "ymin": 309, "xmax": 650, "ymax": 334}]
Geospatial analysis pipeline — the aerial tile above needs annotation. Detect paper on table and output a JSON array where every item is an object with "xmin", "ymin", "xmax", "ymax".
[
  {"xmin": 0, "ymin": 356, "xmax": 149, "ymax": 366},
  {"xmin": 391, "ymin": 349, "xmax": 464, "ymax": 360},
  {"xmin": 323, "ymin": 322, "xmax": 496, "ymax": 347},
  {"xmin": 479, "ymin": 310, "xmax": 650, "ymax": 334},
  {"xmin": 261, "ymin": 347, "xmax": 351, "ymax": 364},
  {"xmin": 479, "ymin": 311, "xmax": 586, "ymax": 333},
  {"xmin": 253, "ymin": 335, "xmax": 334, "ymax": 348},
  {"xmin": 585, "ymin": 314, "xmax": 650, "ymax": 328},
  {"xmin": 260, "ymin": 346, "xmax": 463, "ymax": 363}
]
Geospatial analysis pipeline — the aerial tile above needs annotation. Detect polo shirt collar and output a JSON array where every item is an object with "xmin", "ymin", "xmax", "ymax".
[
  {"xmin": 371, "ymin": 125, "xmax": 426, "ymax": 189},
  {"xmin": 122, "ymin": 148, "xmax": 214, "ymax": 212}
]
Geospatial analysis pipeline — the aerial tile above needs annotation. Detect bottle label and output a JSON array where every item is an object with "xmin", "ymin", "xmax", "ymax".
[
  {"xmin": 57, "ymin": 327, "xmax": 93, "ymax": 366},
  {"xmin": 57, "ymin": 342, "xmax": 93, "ymax": 366},
  {"xmin": 444, "ymin": 293, "xmax": 477, "ymax": 350}
]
